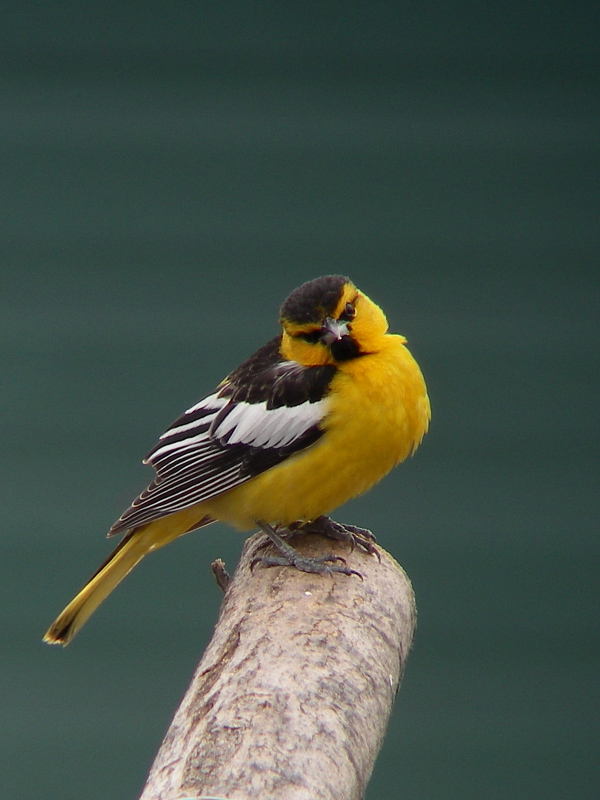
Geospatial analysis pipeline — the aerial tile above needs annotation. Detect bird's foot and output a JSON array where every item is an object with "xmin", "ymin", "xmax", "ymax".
[
  {"xmin": 295, "ymin": 515, "xmax": 380, "ymax": 560},
  {"xmin": 253, "ymin": 521, "xmax": 362, "ymax": 578}
]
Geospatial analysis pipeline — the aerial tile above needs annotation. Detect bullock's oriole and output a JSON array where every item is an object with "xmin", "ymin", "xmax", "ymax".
[{"xmin": 44, "ymin": 275, "xmax": 430, "ymax": 645}]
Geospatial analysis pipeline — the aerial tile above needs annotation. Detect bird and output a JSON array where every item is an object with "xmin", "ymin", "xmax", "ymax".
[{"xmin": 44, "ymin": 275, "xmax": 430, "ymax": 645}]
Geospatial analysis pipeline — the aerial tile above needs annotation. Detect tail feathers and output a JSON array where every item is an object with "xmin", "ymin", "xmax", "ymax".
[
  {"xmin": 43, "ymin": 508, "xmax": 216, "ymax": 646},
  {"xmin": 43, "ymin": 528, "xmax": 152, "ymax": 646}
]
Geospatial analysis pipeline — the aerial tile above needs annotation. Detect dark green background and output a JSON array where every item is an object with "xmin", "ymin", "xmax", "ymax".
[{"xmin": 2, "ymin": 3, "xmax": 598, "ymax": 798}]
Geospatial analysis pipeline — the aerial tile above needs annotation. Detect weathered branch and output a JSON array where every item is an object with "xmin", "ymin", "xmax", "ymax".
[{"xmin": 140, "ymin": 531, "xmax": 416, "ymax": 800}]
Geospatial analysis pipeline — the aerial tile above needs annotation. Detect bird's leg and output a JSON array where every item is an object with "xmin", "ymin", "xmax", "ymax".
[
  {"xmin": 295, "ymin": 515, "xmax": 380, "ymax": 560},
  {"xmin": 252, "ymin": 520, "xmax": 362, "ymax": 578}
]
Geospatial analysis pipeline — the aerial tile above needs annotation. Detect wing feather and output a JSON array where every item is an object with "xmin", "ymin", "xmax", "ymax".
[{"xmin": 109, "ymin": 340, "xmax": 337, "ymax": 535}]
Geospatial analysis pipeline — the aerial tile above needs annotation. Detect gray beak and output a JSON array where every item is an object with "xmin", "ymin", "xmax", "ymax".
[{"xmin": 321, "ymin": 317, "xmax": 350, "ymax": 345}]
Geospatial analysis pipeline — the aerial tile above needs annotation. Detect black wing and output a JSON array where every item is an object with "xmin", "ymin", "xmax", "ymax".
[{"xmin": 109, "ymin": 337, "xmax": 336, "ymax": 535}]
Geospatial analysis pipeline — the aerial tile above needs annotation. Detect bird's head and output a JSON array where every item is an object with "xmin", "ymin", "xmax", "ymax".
[{"xmin": 279, "ymin": 275, "xmax": 390, "ymax": 366}]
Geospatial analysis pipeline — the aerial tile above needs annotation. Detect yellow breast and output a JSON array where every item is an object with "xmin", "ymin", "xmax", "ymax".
[{"xmin": 203, "ymin": 334, "xmax": 430, "ymax": 530}]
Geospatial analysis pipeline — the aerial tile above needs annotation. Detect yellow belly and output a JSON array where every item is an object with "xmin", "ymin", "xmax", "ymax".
[{"xmin": 203, "ymin": 335, "xmax": 430, "ymax": 530}]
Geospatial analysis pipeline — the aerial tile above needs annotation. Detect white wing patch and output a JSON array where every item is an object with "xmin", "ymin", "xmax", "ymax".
[
  {"xmin": 211, "ymin": 398, "xmax": 329, "ymax": 449},
  {"xmin": 184, "ymin": 394, "xmax": 229, "ymax": 416},
  {"xmin": 109, "ymin": 363, "xmax": 334, "ymax": 536},
  {"xmin": 145, "ymin": 393, "xmax": 227, "ymax": 465},
  {"xmin": 145, "ymin": 390, "xmax": 329, "ymax": 472}
]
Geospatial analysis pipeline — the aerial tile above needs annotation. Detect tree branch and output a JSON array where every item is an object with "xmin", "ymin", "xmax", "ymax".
[{"xmin": 140, "ymin": 530, "xmax": 416, "ymax": 800}]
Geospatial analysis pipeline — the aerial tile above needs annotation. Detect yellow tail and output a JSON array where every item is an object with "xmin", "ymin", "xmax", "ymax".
[{"xmin": 43, "ymin": 508, "xmax": 213, "ymax": 646}]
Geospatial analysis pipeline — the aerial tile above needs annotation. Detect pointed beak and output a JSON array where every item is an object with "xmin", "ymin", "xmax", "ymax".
[{"xmin": 320, "ymin": 317, "xmax": 350, "ymax": 345}]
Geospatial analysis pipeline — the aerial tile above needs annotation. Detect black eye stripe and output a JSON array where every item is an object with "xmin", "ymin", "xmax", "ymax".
[{"xmin": 297, "ymin": 329, "xmax": 322, "ymax": 344}]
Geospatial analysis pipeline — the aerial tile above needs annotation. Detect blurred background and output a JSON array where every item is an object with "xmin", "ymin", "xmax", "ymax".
[{"xmin": 2, "ymin": 2, "xmax": 598, "ymax": 798}]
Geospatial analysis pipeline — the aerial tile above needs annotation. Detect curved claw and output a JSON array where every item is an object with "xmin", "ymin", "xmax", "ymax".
[
  {"xmin": 298, "ymin": 516, "xmax": 381, "ymax": 561},
  {"xmin": 251, "ymin": 551, "xmax": 362, "ymax": 579},
  {"xmin": 252, "ymin": 520, "xmax": 363, "ymax": 578}
]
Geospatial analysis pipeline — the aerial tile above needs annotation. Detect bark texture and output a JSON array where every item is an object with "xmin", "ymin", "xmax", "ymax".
[{"xmin": 140, "ymin": 531, "xmax": 416, "ymax": 800}]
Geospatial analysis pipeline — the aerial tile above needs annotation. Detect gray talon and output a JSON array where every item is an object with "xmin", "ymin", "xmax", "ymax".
[{"xmin": 253, "ymin": 520, "xmax": 363, "ymax": 578}]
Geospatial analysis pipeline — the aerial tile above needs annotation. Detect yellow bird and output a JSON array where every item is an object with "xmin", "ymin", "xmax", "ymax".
[{"xmin": 44, "ymin": 275, "xmax": 430, "ymax": 645}]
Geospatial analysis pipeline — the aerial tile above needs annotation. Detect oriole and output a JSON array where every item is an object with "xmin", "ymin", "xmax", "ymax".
[{"xmin": 44, "ymin": 275, "xmax": 430, "ymax": 645}]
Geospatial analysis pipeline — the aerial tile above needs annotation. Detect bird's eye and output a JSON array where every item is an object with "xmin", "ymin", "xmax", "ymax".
[
  {"xmin": 297, "ymin": 328, "xmax": 322, "ymax": 344},
  {"xmin": 339, "ymin": 302, "xmax": 356, "ymax": 322}
]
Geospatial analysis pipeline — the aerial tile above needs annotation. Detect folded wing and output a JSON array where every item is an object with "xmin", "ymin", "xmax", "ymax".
[{"xmin": 109, "ymin": 337, "xmax": 336, "ymax": 535}]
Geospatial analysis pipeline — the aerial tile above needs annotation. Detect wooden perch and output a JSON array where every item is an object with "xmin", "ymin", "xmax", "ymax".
[{"xmin": 139, "ymin": 530, "xmax": 416, "ymax": 800}]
